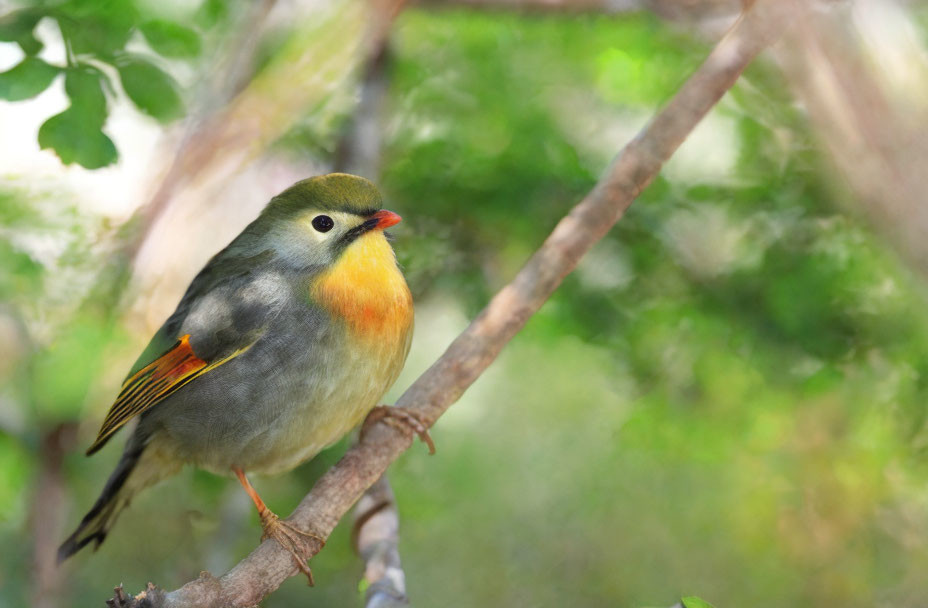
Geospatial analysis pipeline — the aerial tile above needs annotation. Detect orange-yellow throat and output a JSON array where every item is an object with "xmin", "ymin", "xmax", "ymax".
[{"xmin": 313, "ymin": 231, "xmax": 413, "ymax": 341}]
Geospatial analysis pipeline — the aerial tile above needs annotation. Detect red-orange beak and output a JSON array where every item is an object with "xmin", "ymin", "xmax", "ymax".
[{"xmin": 371, "ymin": 209, "xmax": 402, "ymax": 230}]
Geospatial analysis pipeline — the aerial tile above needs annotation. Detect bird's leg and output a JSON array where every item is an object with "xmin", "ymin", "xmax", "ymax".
[
  {"xmin": 362, "ymin": 405, "xmax": 436, "ymax": 454},
  {"xmin": 232, "ymin": 467, "xmax": 326, "ymax": 586}
]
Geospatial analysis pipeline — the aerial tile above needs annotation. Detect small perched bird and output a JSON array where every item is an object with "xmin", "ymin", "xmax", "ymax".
[{"xmin": 59, "ymin": 173, "xmax": 426, "ymax": 581}]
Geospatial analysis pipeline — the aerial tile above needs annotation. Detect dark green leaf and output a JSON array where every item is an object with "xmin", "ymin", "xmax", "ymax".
[
  {"xmin": 0, "ymin": 9, "xmax": 39, "ymax": 40},
  {"xmin": 0, "ymin": 57, "xmax": 60, "ymax": 101},
  {"xmin": 194, "ymin": 0, "xmax": 229, "ymax": 29},
  {"xmin": 56, "ymin": 0, "xmax": 137, "ymax": 56},
  {"xmin": 139, "ymin": 19, "xmax": 201, "ymax": 58},
  {"xmin": 64, "ymin": 67, "xmax": 108, "ymax": 126},
  {"xmin": 38, "ymin": 107, "xmax": 117, "ymax": 169},
  {"xmin": 117, "ymin": 57, "xmax": 183, "ymax": 122},
  {"xmin": 0, "ymin": 9, "xmax": 44, "ymax": 54}
]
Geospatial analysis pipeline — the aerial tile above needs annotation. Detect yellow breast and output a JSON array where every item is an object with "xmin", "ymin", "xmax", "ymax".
[{"xmin": 312, "ymin": 231, "xmax": 413, "ymax": 342}]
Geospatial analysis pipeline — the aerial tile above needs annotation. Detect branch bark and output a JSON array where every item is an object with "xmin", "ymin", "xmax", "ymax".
[
  {"xmin": 352, "ymin": 476, "xmax": 409, "ymax": 607},
  {"xmin": 106, "ymin": 1, "xmax": 794, "ymax": 605}
]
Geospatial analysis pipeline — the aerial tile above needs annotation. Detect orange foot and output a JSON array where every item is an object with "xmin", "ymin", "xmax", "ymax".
[
  {"xmin": 362, "ymin": 405, "xmax": 436, "ymax": 454},
  {"xmin": 233, "ymin": 467, "xmax": 326, "ymax": 586},
  {"xmin": 259, "ymin": 509, "xmax": 326, "ymax": 587}
]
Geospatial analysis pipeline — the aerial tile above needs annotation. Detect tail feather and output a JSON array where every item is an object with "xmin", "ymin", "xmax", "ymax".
[
  {"xmin": 59, "ymin": 438, "xmax": 180, "ymax": 563},
  {"xmin": 58, "ymin": 443, "xmax": 144, "ymax": 563}
]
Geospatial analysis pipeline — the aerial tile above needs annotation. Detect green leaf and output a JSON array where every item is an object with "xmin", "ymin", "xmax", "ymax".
[
  {"xmin": 56, "ymin": 0, "xmax": 137, "ymax": 56},
  {"xmin": 117, "ymin": 57, "xmax": 183, "ymax": 122},
  {"xmin": 139, "ymin": 19, "xmax": 201, "ymax": 58},
  {"xmin": 64, "ymin": 67, "xmax": 108, "ymax": 126},
  {"xmin": 194, "ymin": 0, "xmax": 229, "ymax": 29},
  {"xmin": 0, "ymin": 9, "xmax": 39, "ymax": 39},
  {"xmin": 0, "ymin": 57, "xmax": 60, "ymax": 101},
  {"xmin": 0, "ymin": 9, "xmax": 44, "ymax": 55},
  {"xmin": 682, "ymin": 597, "xmax": 716, "ymax": 608},
  {"xmin": 38, "ymin": 107, "xmax": 117, "ymax": 169}
]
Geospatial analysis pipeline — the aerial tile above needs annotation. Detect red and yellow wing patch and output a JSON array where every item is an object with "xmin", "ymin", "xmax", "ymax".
[{"xmin": 86, "ymin": 334, "xmax": 247, "ymax": 455}]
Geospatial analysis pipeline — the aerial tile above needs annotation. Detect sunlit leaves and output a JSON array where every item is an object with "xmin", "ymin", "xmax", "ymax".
[
  {"xmin": 0, "ymin": 57, "xmax": 59, "ymax": 101},
  {"xmin": 0, "ymin": 8, "xmax": 43, "ymax": 55},
  {"xmin": 139, "ymin": 19, "xmax": 201, "ymax": 58},
  {"xmin": 64, "ymin": 67, "xmax": 109, "ymax": 123},
  {"xmin": 38, "ymin": 67, "xmax": 116, "ymax": 168},
  {"xmin": 39, "ymin": 108, "xmax": 118, "ymax": 169},
  {"xmin": 116, "ymin": 56, "xmax": 184, "ymax": 122},
  {"xmin": 194, "ymin": 0, "xmax": 229, "ymax": 29},
  {"xmin": 56, "ymin": 0, "xmax": 138, "ymax": 56},
  {"xmin": 0, "ymin": 1, "xmax": 202, "ymax": 169}
]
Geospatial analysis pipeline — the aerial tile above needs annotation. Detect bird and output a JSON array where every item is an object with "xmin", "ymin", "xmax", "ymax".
[{"xmin": 58, "ymin": 173, "xmax": 430, "ymax": 582}]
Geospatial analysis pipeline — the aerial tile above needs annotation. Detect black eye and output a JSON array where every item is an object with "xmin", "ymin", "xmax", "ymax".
[{"xmin": 311, "ymin": 215, "xmax": 334, "ymax": 232}]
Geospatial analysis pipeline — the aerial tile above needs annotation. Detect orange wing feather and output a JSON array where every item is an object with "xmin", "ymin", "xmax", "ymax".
[{"xmin": 86, "ymin": 335, "xmax": 247, "ymax": 455}]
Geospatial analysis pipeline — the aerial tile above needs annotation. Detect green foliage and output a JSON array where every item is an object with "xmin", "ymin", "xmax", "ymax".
[
  {"xmin": 115, "ymin": 56, "xmax": 184, "ymax": 122},
  {"xmin": 0, "ymin": 56, "xmax": 59, "ymax": 100},
  {"xmin": 0, "ymin": 434, "xmax": 32, "ymax": 524},
  {"xmin": 0, "ymin": 9, "xmax": 43, "ymax": 54},
  {"xmin": 64, "ymin": 67, "xmax": 108, "ymax": 123},
  {"xmin": 682, "ymin": 597, "xmax": 716, "ymax": 608},
  {"xmin": 37, "ymin": 67, "xmax": 117, "ymax": 168},
  {"xmin": 139, "ymin": 20, "xmax": 201, "ymax": 58},
  {"xmin": 38, "ymin": 107, "xmax": 117, "ymax": 169},
  {"xmin": 0, "ymin": 0, "xmax": 205, "ymax": 167},
  {"xmin": 30, "ymin": 319, "xmax": 114, "ymax": 422}
]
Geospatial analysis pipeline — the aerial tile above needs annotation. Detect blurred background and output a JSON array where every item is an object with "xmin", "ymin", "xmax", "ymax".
[{"xmin": 3, "ymin": 0, "xmax": 928, "ymax": 606}]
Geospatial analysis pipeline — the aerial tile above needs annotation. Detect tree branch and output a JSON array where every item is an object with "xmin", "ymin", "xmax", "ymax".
[
  {"xmin": 106, "ymin": 1, "xmax": 794, "ymax": 605},
  {"xmin": 352, "ymin": 476, "xmax": 409, "ymax": 607}
]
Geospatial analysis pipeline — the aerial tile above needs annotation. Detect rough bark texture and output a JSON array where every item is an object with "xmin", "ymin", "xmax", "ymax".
[{"xmin": 106, "ymin": 1, "xmax": 793, "ymax": 605}]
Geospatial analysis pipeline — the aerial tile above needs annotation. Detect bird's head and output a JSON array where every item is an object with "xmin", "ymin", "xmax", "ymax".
[{"xmin": 245, "ymin": 173, "xmax": 402, "ymax": 270}]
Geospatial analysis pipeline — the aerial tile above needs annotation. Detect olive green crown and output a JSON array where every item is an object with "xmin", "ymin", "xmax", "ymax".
[{"xmin": 264, "ymin": 173, "xmax": 382, "ymax": 219}]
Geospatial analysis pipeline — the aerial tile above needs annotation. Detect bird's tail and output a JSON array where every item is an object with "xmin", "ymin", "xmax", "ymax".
[{"xmin": 58, "ymin": 439, "xmax": 180, "ymax": 563}]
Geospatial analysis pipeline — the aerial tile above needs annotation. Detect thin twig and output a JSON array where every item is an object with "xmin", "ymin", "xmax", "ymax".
[{"xmin": 105, "ymin": 1, "xmax": 794, "ymax": 605}]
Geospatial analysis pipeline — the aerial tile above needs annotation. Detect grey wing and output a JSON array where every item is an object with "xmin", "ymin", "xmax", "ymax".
[{"xmin": 86, "ymin": 250, "xmax": 290, "ymax": 454}]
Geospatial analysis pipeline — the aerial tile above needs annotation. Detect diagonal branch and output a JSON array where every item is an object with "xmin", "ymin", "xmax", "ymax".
[{"xmin": 107, "ymin": 1, "xmax": 794, "ymax": 606}]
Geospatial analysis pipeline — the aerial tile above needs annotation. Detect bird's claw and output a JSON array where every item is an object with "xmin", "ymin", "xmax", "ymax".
[
  {"xmin": 259, "ymin": 509, "xmax": 326, "ymax": 586},
  {"xmin": 362, "ymin": 405, "xmax": 436, "ymax": 454}
]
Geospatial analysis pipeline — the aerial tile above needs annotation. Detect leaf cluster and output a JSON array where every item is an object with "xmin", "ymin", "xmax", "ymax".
[{"xmin": 0, "ymin": 0, "xmax": 211, "ymax": 168}]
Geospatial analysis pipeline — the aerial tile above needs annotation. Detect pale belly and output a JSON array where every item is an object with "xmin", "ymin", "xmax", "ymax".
[{"xmin": 240, "ymin": 333, "xmax": 410, "ymax": 475}]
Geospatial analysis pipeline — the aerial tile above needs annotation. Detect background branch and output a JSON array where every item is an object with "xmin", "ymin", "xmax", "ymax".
[
  {"xmin": 352, "ymin": 476, "xmax": 409, "ymax": 608},
  {"xmin": 106, "ymin": 1, "xmax": 795, "ymax": 605}
]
